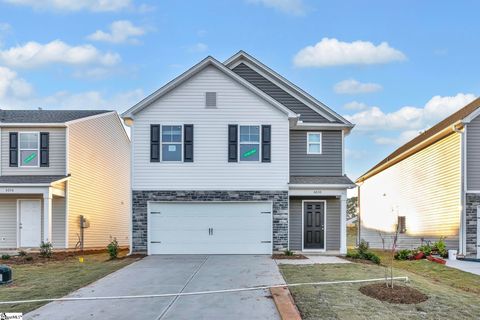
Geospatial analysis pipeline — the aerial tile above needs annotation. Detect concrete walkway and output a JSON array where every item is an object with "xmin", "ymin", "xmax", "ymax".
[
  {"xmin": 446, "ymin": 259, "xmax": 480, "ymax": 276},
  {"xmin": 26, "ymin": 255, "xmax": 285, "ymax": 320},
  {"xmin": 275, "ymin": 255, "xmax": 350, "ymax": 265}
]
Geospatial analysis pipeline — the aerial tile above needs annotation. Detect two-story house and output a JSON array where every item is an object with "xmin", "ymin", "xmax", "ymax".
[
  {"xmin": 123, "ymin": 51, "xmax": 355, "ymax": 255},
  {"xmin": 0, "ymin": 110, "xmax": 130, "ymax": 250}
]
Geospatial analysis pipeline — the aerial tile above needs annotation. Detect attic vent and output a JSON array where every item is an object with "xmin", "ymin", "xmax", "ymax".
[{"xmin": 205, "ymin": 92, "xmax": 217, "ymax": 108}]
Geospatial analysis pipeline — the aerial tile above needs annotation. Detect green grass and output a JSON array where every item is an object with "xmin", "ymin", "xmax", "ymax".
[
  {"xmin": 280, "ymin": 262, "xmax": 480, "ymax": 319},
  {"xmin": 0, "ymin": 252, "xmax": 140, "ymax": 314}
]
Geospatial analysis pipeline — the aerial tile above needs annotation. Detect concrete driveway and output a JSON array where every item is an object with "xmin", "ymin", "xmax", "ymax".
[{"xmin": 26, "ymin": 255, "xmax": 285, "ymax": 320}]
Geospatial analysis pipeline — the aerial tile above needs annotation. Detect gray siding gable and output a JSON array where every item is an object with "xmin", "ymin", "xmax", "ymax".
[
  {"xmin": 232, "ymin": 63, "xmax": 332, "ymax": 123},
  {"xmin": 467, "ymin": 114, "xmax": 480, "ymax": 190}
]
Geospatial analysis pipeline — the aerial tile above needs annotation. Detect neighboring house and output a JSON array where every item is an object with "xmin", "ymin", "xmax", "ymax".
[
  {"xmin": 357, "ymin": 97, "xmax": 480, "ymax": 258},
  {"xmin": 0, "ymin": 110, "xmax": 130, "ymax": 250},
  {"xmin": 122, "ymin": 51, "xmax": 355, "ymax": 255}
]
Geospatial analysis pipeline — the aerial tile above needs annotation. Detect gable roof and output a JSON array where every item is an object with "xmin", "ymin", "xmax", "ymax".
[
  {"xmin": 0, "ymin": 110, "xmax": 111, "ymax": 124},
  {"xmin": 224, "ymin": 51, "xmax": 352, "ymax": 126},
  {"xmin": 357, "ymin": 97, "xmax": 480, "ymax": 183},
  {"xmin": 121, "ymin": 56, "xmax": 297, "ymax": 118}
]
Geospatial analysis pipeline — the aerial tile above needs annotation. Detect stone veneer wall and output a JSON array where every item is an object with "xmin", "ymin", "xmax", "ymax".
[
  {"xmin": 132, "ymin": 190, "xmax": 289, "ymax": 253},
  {"xmin": 466, "ymin": 193, "xmax": 479, "ymax": 257}
]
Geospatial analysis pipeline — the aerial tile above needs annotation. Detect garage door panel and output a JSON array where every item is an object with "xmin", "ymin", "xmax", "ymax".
[{"xmin": 148, "ymin": 202, "xmax": 272, "ymax": 254}]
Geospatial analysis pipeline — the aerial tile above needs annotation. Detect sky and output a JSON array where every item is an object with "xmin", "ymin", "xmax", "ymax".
[{"xmin": 0, "ymin": 0, "xmax": 479, "ymax": 180}]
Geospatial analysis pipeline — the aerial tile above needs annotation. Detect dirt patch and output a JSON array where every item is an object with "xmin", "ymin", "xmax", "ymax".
[
  {"xmin": 359, "ymin": 283, "xmax": 428, "ymax": 304},
  {"xmin": 272, "ymin": 254, "xmax": 308, "ymax": 260},
  {"xmin": 1, "ymin": 248, "xmax": 131, "ymax": 265}
]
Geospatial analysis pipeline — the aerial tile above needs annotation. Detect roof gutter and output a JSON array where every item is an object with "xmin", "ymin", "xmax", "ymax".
[
  {"xmin": 289, "ymin": 183, "xmax": 356, "ymax": 189},
  {"xmin": 356, "ymin": 121, "xmax": 463, "ymax": 183},
  {"xmin": 0, "ymin": 123, "xmax": 67, "ymax": 127}
]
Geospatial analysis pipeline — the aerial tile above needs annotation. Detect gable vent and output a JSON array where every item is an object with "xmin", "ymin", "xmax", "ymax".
[{"xmin": 205, "ymin": 92, "xmax": 217, "ymax": 108}]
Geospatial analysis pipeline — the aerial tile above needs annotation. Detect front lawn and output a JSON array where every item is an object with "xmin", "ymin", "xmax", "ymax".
[
  {"xmin": 0, "ymin": 251, "xmax": 141, "ymax": 314},
  {"xmin": 280, "ymin": 262, "xmax": 480, "ymax": 319}
]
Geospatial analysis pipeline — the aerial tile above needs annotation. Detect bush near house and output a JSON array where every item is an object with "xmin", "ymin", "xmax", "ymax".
[
  {"xmin": 394, "ymin": 238, "xmax": 448, "ymax": 261},
  {"xmin": 346, "ymin": 240, "xmax": 381, "ymax": 264}
]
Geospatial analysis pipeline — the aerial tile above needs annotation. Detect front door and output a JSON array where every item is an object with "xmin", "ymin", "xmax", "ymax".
[
  {"xmin": 303, "ymin": 201, "xmax": 325, "ymax": 250},
  {"xmin": 19, "ymin": 200, "xmax": 41, "ymax": 247}
]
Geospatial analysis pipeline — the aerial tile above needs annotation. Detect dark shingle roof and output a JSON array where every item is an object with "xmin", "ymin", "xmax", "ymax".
[
  {"xmin": 0, "ymin": 175, "xmax": 68, "ymax": 184},
  {"xmin": 290, "ymin": 176, "xmax": 355, "ymax": 185},
  {"xmin": 0, "ymin": 110, "xmax": 111, "ymax": 123},
  {"xmin": 358, "ymin": 97, "xmax": 480, "ymax": 182}
]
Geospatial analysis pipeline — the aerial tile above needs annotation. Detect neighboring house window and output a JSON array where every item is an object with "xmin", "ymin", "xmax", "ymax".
[
  {"xmin": 19, "ymin": 132, "xmax": 39, "ymax": 167},
  {"xmin": 162, "ymin": 125, "xmax": 182, "ymax": 161},
  {"xmin": 307, "ymin": 132, "xmax": 322, "ymax": 154},
  {"xmin": 239, "ymin": 125, "xmax": 260, "ymax": 161}
]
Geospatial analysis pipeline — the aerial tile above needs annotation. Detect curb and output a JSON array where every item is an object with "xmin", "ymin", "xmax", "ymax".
[{"xmin": 270, "ymin": 286, "xmax": 302, "ymax": 320}]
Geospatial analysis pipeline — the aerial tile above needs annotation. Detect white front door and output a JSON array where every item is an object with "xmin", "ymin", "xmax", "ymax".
[
  {"xmin": 148, "ymin": 202, "xmax": 273, "ymax": 254},
  {"xmin": 19, "ymin": 200, "xmax": 41, "ymax": 247}
]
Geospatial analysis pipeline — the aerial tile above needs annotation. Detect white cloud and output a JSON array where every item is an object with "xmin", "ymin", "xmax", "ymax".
[
  {"xmin": 0, "ymin": 66, "xmax": 33, "ymax": 99},
  {"xmin": 87, "ymin": 20, "xmax": 146, "ymax": 44},
  {"xmin": 246, "ymin": 0, "xmax": 306, "ymax": 15},
  {"xmin": 344, "ymin": 101, "xmax": 368, "ymax": 111},
  {"xmin": 293, "ymin": 38, "xmax": 406, "ymax": 67},
  {"xmin": 344, "ymin": 93, "xmax": 477, "ymax": 132},
  {"xmin": 3, "ymin": 0, "xmax": 132, "ymax": 12},
  {"xmin": 0, "ymin": 40, "xmax": 120, "ymax": 69},
  {"xmin": 334, "ymin": 79, "xmax": 382, "ymax": 94},
  {"xmin": 374, "ymin": 130, "xmax": 422, "ymax": 146},
  {"xmin": 186, "ymin": 43, "xmax": 208, "ymax": 53}
]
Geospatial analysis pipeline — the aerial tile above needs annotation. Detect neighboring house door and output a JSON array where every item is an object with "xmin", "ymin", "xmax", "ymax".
[
  {"xmin": 303, "ymin": 201, "xmax": 325, "ymax": 250},
  {"xmin": 19, "ymin": 200, "xmax": 41, "ymax": 247},
  {"xmin": 148, "ymin": 202, "xmax": 272, "ymax": 254}
]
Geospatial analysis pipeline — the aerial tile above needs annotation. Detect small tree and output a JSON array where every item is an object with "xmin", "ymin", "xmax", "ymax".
[
  {"xmin": 384, "ymin": 222, "xmax": 401, "ymax": 288},
  {"xmin": 40, "ymin": 241, "xmax": 53, "ymax": 258},
  {"xmin": 107, "ymin": 238, "xmax": 119, "ymax": 259}
]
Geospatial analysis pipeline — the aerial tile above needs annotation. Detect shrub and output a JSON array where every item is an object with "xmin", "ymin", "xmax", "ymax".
[
  {"xmin": 417, "ymin": 244, "xmax": 432, "ymax": 256},
  {"xmin": 283, "ymin": 249, "xmax": 294, "ymax": 256},
  {"xmin": 1, "ymin": 254, "xmax": 11, "ymax": 260},
  {"xmin": 346, "ymin": 241, "xmax": 381, "ymax": 264},
  {"xmin": 433, "ymin": 238, "xmax": 448, "ymax": 258},
  {"xmin": 39, "ymin": 241, "xmax": 53, "ymax": 258},
  {"xmin": 358, "ymin": 239, "xmax": 369, "ymax": 256},
  {"xmin": 394, "ymin": 249, "xmax": 413, "ymax": 260},
  {"xmin": 18, "ymin": 250, "xmax": 27, "ymax": 257},
  {"xmin": 107, "ymin": 238, "xmax": 119, "ymax": 259},
  {"xmin": 363, "ymin": 251, "xmax": 381, "ymax": 264}
]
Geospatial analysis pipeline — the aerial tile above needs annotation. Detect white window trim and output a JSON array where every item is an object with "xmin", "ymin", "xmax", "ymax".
[
  {"xmin": 239, "ymin": 125, "xmax": 261, "ymax": 163},
  {"xmin": 307, "ymin": 132, "xmax": 322, "ymax": 155},
  {"xmin": 18, "ymin": 131, "xmax": 40, "ymax": 168},
  {"xmin": 160, "ymin": 124, "xmax": 183, "ymax": 163}
]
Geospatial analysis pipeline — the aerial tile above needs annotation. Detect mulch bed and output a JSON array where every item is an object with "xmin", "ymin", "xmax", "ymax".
[
  {"xmin": 272, "ymin": 254, "xmax": 308, "ymax": 260},
  {"xmin": 359, "ymin": 283, "xmax": 428, "ymax": 304},
  {"xmin": 1, "ymin": 248, "xmax": 131, "ymax": 265}
]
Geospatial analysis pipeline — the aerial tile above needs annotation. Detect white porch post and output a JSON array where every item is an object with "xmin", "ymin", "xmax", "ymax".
[
  {"xmin": 43, "ymin": 188, "xmax": 53, "ymax": 243},
  {"xmin": 340, "ymin": 193, "xmax": 347, "ymax": 254}
]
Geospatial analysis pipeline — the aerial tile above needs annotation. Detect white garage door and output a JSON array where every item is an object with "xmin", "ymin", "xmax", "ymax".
[{"xmin": 148, "ymin": 202, "xmax": 273, "ymax": 254}]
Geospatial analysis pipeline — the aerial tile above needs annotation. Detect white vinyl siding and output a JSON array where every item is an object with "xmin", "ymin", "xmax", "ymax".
[
  {"xmin": 1, "ymin": 127, "xmax": 66, "ymax": 175},
  {"xmin": 359, "ymin": 133, "xmax": 461, "ymax": 250},
  {"xmin": 132, "ymin": 65, "xmax": 289, "ymax": 190},
  {"xmin": 67, "ymin": 113, "xmax": 130, "ymax": 249}
]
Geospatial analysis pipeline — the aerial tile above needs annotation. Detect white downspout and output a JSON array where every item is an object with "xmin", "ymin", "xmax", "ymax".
[{"xmin": 453, "ymin": 124, "xmax": 466, "ymax": 256}]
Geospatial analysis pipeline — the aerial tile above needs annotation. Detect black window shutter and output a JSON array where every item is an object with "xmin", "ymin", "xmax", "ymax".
[
  {"xmin": 184, "ymin": 124, "xmax": 194, "ymax": 162},
  {"xmin": 228, "ymin": 124, "xmax": 238, "ymax": 162},
  {"xmin": 262, "ymin": 125, "xmax": 271, "ymax": 163},
  {"xmin": 150, "ymin": 125, "xmax": 160, "ymax": 162},
  {"xmin": 40, "ymin": 132, "xmax": 49, "ymax": 167},
  {"xmin": 9, "ymin": 132, "xmax": 18, "ymax": 167}
]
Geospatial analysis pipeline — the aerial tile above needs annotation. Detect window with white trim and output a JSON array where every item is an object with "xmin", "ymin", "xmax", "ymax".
[
  {"xmin": 239, "ymin": 125, "xmax": 260, "ymax": 161},
  {"xmin": 307, "ymin": 132, "xmax": 322, "ymax": 154},
  {"xmin": 161, "ymin": 125, "xmax": 182, "ymax": 161},
  {"xmin": 19, "ymin": 132, "xmax": 39, "ymax": 167}
]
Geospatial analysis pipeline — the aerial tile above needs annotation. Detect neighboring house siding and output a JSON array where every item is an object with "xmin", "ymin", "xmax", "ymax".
[
  {"xmin": 1, "ymin": 127, "xmax": 66, "ymax": 175},
  {"xmin": 67, "ymin": 113, "xmax": 130, "ymax": 249},
  {"xmin": 132, "ymin": 65, "xmax": 289, "ymax": 190},
  {"xmin": 0, "ymin": 197, "xmax": 18, "ymax": 248},
  {"xmin": 52, "ymin": 197, "xmax": 66, "ymax": 248},
  {"xmin": 290, "ymin": 130, "xmax": 342, "ymax": 176},
  {"xmin": 359, "ymin": 133, "xmax": 461, "ymax": 250},
  {"xmin": 231, "ymin": 63, "xmax": 330, "ymax": 123},
  {"xmin": 467, "ymin": 115, "xmax": 480, "ymax": 190},
  {"xmin": 289, "ymin": 197, "xmax": 341, "ymax": 251}
]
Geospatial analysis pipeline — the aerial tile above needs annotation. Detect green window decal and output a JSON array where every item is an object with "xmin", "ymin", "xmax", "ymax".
[
  {"xmin": 242, "ymin": 148, "xmax": 257, "ymax": 158},
  {"xmin": 24, "ymin": 152, "xmax": 37, "ymax": 164}
]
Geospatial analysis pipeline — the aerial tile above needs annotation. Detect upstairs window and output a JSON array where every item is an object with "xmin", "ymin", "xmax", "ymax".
[
  {"xmin": 239, "ymin": 125, "xmax": 260, "ymax": 161},
  {"xmin": 19, "ymin": 132, "xmax": 39, "ymax": 167},
  {"xmin": 307, "ymin": 132, "xmax": 322, "ymax": 154},
  {"xmin": 161, "ymin": 125, "xmax": 182, "ymax": 161}
]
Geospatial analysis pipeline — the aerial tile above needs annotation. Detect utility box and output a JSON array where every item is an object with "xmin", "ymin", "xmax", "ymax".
[
  {"xmin": 80, "ymin": 215, "xmax": 90, "ymax": 228},
  {"xmin": 0, "ymin": 265, "xmax": 12, "ymax": 285}
]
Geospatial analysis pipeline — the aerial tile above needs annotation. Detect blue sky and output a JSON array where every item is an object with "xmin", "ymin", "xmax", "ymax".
[{"xmin": 0, "ymin": 0, "xmax": 479, "ymax": 179}]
